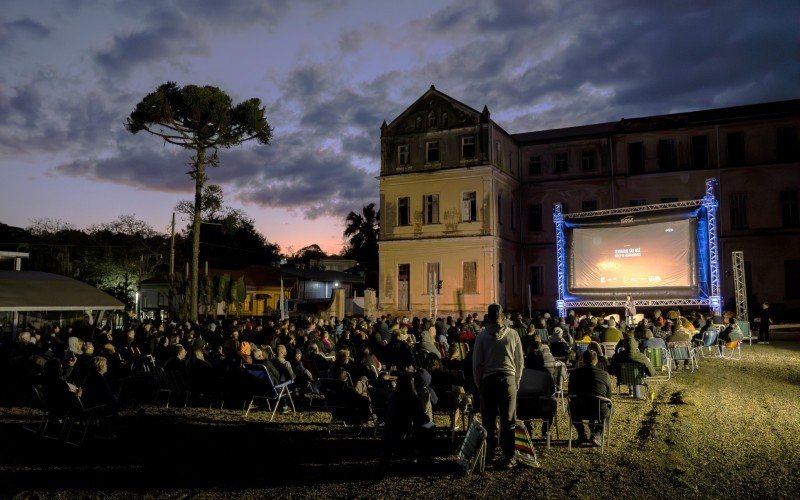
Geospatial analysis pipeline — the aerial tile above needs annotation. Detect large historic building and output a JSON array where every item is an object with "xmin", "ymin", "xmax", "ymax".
[{"xmin": 378, "ymin": 86, "xmax": 800, "ymax": 317}]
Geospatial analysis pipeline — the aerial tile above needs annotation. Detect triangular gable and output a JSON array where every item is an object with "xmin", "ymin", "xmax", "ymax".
[{"xmin": 383, "ymin": 85, "xmax": 484, "ymax": 136}]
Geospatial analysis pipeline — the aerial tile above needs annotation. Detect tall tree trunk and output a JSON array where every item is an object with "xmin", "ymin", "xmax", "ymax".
[{"xmin": 190, "ymin": 149, "xmax": 206, "ymax": 321}]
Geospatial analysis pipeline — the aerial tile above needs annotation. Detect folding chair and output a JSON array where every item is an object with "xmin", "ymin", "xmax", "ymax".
[
  {"xmin": 738, "ymin": 321, "xmax": 753, "ymax": 347},
  {"xmin": 574, "ymin": 342, "xmax": 591, "ymax": 360},
  {"xmin": 514, "ymin": 422, "xmax": 539, "ymax": 467},
  {"xmin": 152, "ymin": 366, "xmax": 173, "ymax": 407},
  {"xmin": 645, "ymin": 347, "xmax": 671, "ymax": 380},
  {"xmin": 243, "ymin": 363, "xmax": 295, "ymax": 421},
  {"xmin": 696, "ymin": 328, "xmax": 722, "ymax": 358},
  {"xmin": 720, "ymin": 340, "xmax": 742, "ymax": 360},
  {"xmin": 669, "ymin": 344, "xmax": 699, "ymax": 372},
  {"xmin": 457, "ymin": 418, "xmax": 487, "ymax": 475},
  {"xmin": 568, "ymin": 394, "xmax": 613, "ymax": 453},
  {"xmin": 63, "ymin": 394, "xmax": 107, "ymax": 447},
  {"xmin": 616, "ymin": 362, "xmax": 649, "ymax": 400},
  {"xmin": 554, "ymin": 361, "xmax": 568, "ymax": 414},
  {"xmin": 318, "ymin": 377, "xmax": 375, "ymax": 436},
  {"xmin": 517, "ymin": 370, "xmax": 559, "ymax": 449},
  {"xmin": 600, "ymin": 342, "xmax": 618, "ymax": 360}
]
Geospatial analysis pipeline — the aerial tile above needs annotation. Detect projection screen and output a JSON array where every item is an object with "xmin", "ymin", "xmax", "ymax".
[{"xmin": 570, "ymin": 219, "xmax": 694, "ymax": 290}]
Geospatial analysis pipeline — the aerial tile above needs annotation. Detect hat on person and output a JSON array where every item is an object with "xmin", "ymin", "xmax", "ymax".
[
  {"xmin": 543, "ymin": 312, "xmax": 551, "ymax": 319},
  {"xmin": 553, "ymin": 326, "xmax": 564, "ymax": 337}
]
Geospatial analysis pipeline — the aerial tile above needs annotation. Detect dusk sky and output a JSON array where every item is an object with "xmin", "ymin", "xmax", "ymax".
[{"xmin": 1, "ymin": 0, "xmax": 798, "ymax": 255}]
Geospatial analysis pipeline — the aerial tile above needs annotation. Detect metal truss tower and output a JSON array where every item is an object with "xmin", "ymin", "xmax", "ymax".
[{"xmin": 731, "ymin": 250, "xmax": 748, "ymax": 322}]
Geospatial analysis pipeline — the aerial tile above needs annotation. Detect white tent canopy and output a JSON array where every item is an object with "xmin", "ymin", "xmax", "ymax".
[{"xmin": 0, "ymin": 271, "xmax": 124, "ymax": 312}]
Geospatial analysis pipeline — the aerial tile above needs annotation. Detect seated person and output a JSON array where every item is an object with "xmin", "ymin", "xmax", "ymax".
[
  {"xmin": 576, "ymin": 341, "xmax": 609, "ymax": 373},
  {"xmin": 609, "ymin": 332, "xmax": 655, "ymax": 399},
  {"xmin": 719, "ymin": 317, "xmax": 743, "ymax": 346},
  {"xmin": 601, "ymin": 319, "xmax": 624, "ymax": 344},
  {"xmin": 518, "ymin": 367, "xmax": 557, "ymax": 438},
  {"xmin": 272, "ymin": 344, "xmax": 296, "ymax": 383},
  {"xmin": 665, "ymin": 327, "xmax": 694, "ymax": 370},
  {"xmin": 524, "ymin": 340, "xmax": 558, "ymax": 381},
  {"xmin": 548, "ymin": 329, "xmax": 570, "ymax": 359},
  {"xmin": 639, "ymin": 329, "xmax": 667, "ymax": 352},
  {"xmin": 81, "ymin": 356, "xmax": 120, "ymax": 414},
  {"xmin": 380, "ymin": 372, "xmax": 435, "ymax": 467},
  {"xmin": 568, "ymin": 350, "xmax": 612, "ymax": 446}
]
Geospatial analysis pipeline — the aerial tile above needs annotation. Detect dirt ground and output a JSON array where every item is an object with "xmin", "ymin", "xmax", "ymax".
[{"xmin": 2, "ymin": 330, "xmax": 799, "ymax": 499}]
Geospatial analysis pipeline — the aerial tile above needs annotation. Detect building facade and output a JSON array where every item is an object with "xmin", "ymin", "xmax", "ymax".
[{"xmin": 378, "ymin": 86, "xmax": 800, "ymax": 317}]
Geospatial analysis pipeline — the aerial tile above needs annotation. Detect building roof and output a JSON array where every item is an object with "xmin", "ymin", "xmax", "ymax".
[
  {"xmin": 0, "ymin": 271, "xmax": 124, "ymax": 312},
  {"xmin": 513, "ymin": 98, "xmax": 800, "ymax": 144},
  {"xmin": 279, "ymin": 267, "xmax": 365, "ymax": 284}
]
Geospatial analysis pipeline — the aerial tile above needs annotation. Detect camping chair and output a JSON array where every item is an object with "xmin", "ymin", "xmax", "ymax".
[
  {"xmin": 696, "ymin": 329, "xmax": 722, "ymax": 358},
  {"xmin": 600, "ymin": 342, "xmax": 619, "ymax": 360},
  {"xmin": 568, "ymin": 394, "xmax": 613, "ymax": 453},
  {"xmin": 63, "ymin": 394, "xmax": 107, "ymax": 447},
  {"xmin": 367, "ymin": 379, "xmax": 393, "ymax": 435},
  {"xmin": 574, "ymin": 342, "xmax": 591, "ymax": 361},
  {"xmin": 26, "ymin": 384, "xmax": 69, "ymax": 440},
  {"xmin": 616, "ymin": 362, "xmax": 649, "ymax": 400},
  {"xmin": 554, "ymin": 361, "xmax": 568, "ymax": 414},
  {"xmin": 318, "ymin": 377, "xmax": 375, "ymax": 436},
  {"xmin": 668, "ymin": 343, "xmax": 699, "ymax": 372},
  {"xmin": 517, "ymin": 369, "xmax": 559, "ymax": 449},
  {"xmin": 720, "ymin": 340, "xmax": 742, "ymax": 360},
  {"xmin": 243, "ymin": 363, "xmax": 295, "ymax": 421},
  {"xmin": 152, "ymin": 366, "xmax": 173, "ymax": 407},
  {"xmin": 738, "ymin": 321, "xmax": 753, "ymax": 347},
  {"xmin": 644, "ymin": 347, "xmax": 671, "ymax": 380}
]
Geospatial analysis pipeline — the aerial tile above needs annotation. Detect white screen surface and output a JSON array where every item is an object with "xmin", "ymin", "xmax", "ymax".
[{"xmin": 571, "ymin": 219, "xmax": 693, "ymax": 289}]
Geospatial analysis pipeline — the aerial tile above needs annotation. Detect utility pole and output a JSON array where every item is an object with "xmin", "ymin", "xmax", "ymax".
[{"xmin": 169, "ymin": 212, "xmax": 175, "ymax": 277}]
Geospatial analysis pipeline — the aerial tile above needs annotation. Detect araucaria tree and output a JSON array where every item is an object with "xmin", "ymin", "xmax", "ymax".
[{"xmin": 126, "ymin": 82, "xmax": 272, "ymax": 320}]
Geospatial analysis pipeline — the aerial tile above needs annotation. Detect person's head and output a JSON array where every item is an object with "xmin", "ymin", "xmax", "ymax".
[
  {"xmin": 336, "ymin": 349, "xmax": 350, "ymax": 364},
  {"xmin": 608, "ymin": 318, "xmax": 616, "ymax": 328},
  {"xmin": 728, "ymin": 317, "xmax": 737, "ymax": 325},
  {"xmin": 626, "ymin": 295, "xmax": 631, "ymax": 301},
  {"xmin": 294, "ymin": 348, "xmax": 303, "ymax": 362},
  {"xmin": 83, "ymin": 341, "xmax": 95, "ymax": 355},
  {"xmin": 582, "ymin": 349, "xmax": 598, "ymax": 367},
  {"xmin": 93, "ymin": 356, "xmax": 108, "ymax": 375},
  {"xmin": 277, "ymin": 344, "xmax": 287, "ymax": 359},
  {"xmin": 252, "ymin": 349, "xmax": 265, "ymax": 361},
  {"xmin": 194, "ymin": 348, "xmax": 205, "ymax": 361},
  {"xmin": 762, "ymin": 302, "xmax": 769, "ymax": 309},
  {"xmin": 588, "ymin": 341, "xmax": 603, "ymax": 358},
  {"xmin": 126, "ymin": 329, "xmax": 136, "ymax": 341},
  {"xmin": 487, "ymin": 304, "xmax": 502, "ymax": 324},
  {"xmin": 175, "ymin": 345, "xmax": 187, "ymax": 360},
  {"xmin": 309, "ymin": 343, "xmax": 320, "ymax": 354}
]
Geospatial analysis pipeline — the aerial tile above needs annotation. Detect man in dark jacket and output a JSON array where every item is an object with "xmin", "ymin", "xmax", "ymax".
[
  {"xmin": 568, "ymin": 350, "xmax": 612, "ymax": 446},
  {"xmin": 758, "ymin": 303, "xmax": 773, "ymax": 345}
]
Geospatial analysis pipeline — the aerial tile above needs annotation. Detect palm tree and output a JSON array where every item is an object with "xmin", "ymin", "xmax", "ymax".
[{"xmin": 343, "ymin": 203, "xmax": 380, "ymax": 271}]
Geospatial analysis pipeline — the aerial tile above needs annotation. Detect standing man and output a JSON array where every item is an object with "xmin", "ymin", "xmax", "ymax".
[
  {"xmin": 758, "ymin": 302, "xmax": 773, "ymax": 345},
  {"xmin": 472, "ymin": 304, "xmax": 525, "ymax": 469},
  {"xmin": 624, "ymin": 295, "xmax": 637, "ymax": 328}
]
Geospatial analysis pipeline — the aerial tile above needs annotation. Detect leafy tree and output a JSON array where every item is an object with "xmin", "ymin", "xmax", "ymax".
[
  {"xmin": 289, "ymin": 244, "xmax": 327, "ymax": 269},
  {"xmin": 126, "ymin": 82, "xmax": 272, "ymax": 320},
  {"xmin": 343, "ymin": 203, "xmax": 379, "ymax": 287},
  {"xmin": 177, "ymin": 185, "xmax": 280, "ymax": 269}
]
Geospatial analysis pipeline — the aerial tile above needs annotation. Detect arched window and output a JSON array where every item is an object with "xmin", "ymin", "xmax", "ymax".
[
  {"xmin": 428, "ymin": 111, "xmax": 437, "ymax": 128},
  {"xmin": 441, "ymin": 112, "xmax": 448, "ymax": 126},
  {"xmin": 416, "ymin": 116, "xmax": 422, "ymax": 130}
]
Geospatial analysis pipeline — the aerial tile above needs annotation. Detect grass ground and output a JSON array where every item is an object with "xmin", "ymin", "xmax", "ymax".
[{"xmin": 2, "ymin": 331, "xmax": 799, "ymax": 499}]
